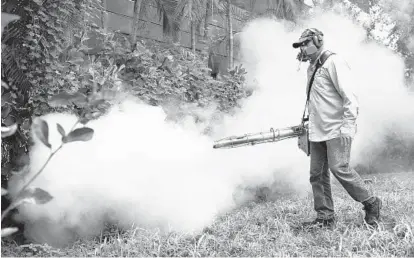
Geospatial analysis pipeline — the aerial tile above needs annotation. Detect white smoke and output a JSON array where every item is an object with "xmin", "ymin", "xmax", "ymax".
[
  {"xmin": 8, "ymin": 9, "xmax": 414, "ymax": 247},
  {"xmin": 9, "ymin": 101, "xmax": 240, "ymax": 246},
  {"xmin": 381, "ymin": 0, "xmax": 414, "ymax": 53}
]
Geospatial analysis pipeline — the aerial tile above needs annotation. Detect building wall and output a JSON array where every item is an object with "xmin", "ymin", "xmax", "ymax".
[{"xmin": 86, "ymin": 0, "xmax": 250, "ymax": 74}]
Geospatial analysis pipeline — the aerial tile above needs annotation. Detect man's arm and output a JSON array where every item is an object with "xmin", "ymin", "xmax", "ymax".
[{"xmin": 327, "ymin": 56, "xmax": 359, "ymax": 138}]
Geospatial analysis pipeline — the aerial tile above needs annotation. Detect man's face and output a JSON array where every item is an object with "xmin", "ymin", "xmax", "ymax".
[{"xmin": 299, "ymin": 39, "xmax": 319, "ymax": 59}]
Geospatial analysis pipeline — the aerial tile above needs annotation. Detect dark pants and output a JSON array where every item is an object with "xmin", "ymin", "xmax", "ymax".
[{"xmin": 310, "ymin": 138, "xmax": 372, "ymax": 219}]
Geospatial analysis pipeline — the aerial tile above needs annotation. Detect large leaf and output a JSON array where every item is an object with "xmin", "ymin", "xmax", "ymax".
[
  {"xmin": 56, "ymin": 123, "xmax": 66, "ymax": 138},
  {"xmin": 17, "ymin": 187, "xmax": 53, "ymax": 205},
  {"xmin": 1, "ymin": 105, "xmax": 12, "ymax": 118},
  {"xmin": 63, "ymin": 127, "xmax": 94, "ymax": 143},
  {"xmin": 1, "ymin": 227, "xmax": 19, "ymax": 238},
  {"xmin": 1, "ymin": 124, "xmax": 18, "ymax": 138},
  {"xmin": 32, "ymin": 118, "xmax": 51, "ymax": 148}
]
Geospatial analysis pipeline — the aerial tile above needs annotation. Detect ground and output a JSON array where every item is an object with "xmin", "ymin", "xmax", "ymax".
[{"xmin": 1, "ymin": 172, "xmax": 413, "ymax": 257}]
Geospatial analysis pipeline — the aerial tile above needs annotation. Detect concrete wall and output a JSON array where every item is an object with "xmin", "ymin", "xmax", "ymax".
[{"xmin": 87, "ymin": 0, "xmax": 250, "ymax": 74}]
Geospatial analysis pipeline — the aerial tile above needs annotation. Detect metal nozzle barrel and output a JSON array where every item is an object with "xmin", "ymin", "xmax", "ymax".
[{"xmin": 213, "ymin": 125, "xmax": 304, "ymax": 149}]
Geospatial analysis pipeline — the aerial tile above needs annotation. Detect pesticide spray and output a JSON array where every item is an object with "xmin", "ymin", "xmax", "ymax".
[{"xmin": 8, "ymin": 7, "xmax": 414, "ymax": 247}]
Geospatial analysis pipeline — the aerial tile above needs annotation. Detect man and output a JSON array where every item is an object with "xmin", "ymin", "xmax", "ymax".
[{"xmin": 292, "ymin": 28, "xmax": 382, "ymax": 228}]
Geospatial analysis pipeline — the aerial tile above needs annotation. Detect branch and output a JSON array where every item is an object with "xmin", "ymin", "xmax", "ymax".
[{"xmin": 1, "ymin": 119, "xmax": 80, "ymax": 222}]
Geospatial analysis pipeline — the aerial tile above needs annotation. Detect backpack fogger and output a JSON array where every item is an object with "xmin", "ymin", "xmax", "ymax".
[{"xmin": 212, "ymin": 51, "xmax": 335, "ymax": 155}]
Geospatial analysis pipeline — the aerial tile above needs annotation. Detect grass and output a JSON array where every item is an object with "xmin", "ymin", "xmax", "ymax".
[{"xmin": 1, "ymin": 172, "xmax": 413, "ymax": 257}]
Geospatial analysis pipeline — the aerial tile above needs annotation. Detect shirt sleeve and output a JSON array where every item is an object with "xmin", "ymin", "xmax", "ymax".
[{"xmin": 326, "ymin": 56, "xmax": 359, "ymax": 137}]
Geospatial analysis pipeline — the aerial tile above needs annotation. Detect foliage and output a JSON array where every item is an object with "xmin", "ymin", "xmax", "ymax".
[
  {"xmin": 1, "ymin": 0, "xmax": 111, "ymax": 179},
  {"xmin": 258, "ymin": 0, "xmax": 303, "ymax": 21},
  {"xmin": 119, "ymin": 39, "xmax": 247, "ymax": 121},
  {"xmin": 0, "ymin": 0, "xmax": 109, "ymax": 238},
  {"xmin": 1, "ymin": 12, "xmax": 21, "ymax": 139},
  {"xmin": 1, "ymin": 113, "xmax": 97, "ymax": 238},
  {"xmin": 151, "ymin": 0, "xmax": 251, "ymax": 38},
  {"xmin": 376, "ymin": 0, "xmax": 414, "ymax": 84},
  {"xmin": 1, "ymin": 0, "xmax": 248, "ymax": 177},
  {"xmin": 323, "ymin": 0, "xmax": 413, "ymax": 83},
  {"xmin": 0, "ymin": 9, "xmax": 92, "ymax": 239}
]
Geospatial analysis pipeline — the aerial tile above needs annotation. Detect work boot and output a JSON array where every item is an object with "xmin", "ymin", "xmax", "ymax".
[
  {"xmin": 301, "ymin": 217, "xmax": 335, "ymax": 229},
  {"xmin": 363, "ymin": 197, "xmax": 382, "ymax": 226}
]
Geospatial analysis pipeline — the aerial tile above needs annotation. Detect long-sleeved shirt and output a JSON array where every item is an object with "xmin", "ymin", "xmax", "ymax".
[{"xmin": 306, "ymin": 50, "xmax": 359, "ymax": 142}]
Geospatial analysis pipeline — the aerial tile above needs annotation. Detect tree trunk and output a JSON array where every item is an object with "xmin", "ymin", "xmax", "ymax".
[
  {"xmin": 188, "ymin": 0, "xmax": 196, "ymax": 53},
  {"xmin": 191, "ymin": 23, "xmax": 196, "ymax": 52},
  {"xmin": 203, "ymin": 0, "xmax": 211, "ymax": 39},
  {"xmin": 227, "ymin": 0, "xmax": 233, "ymax": 70},
  {"xmin": 130, "ymin": 0, "xmax": 142, "ymax": 47},
  {"xmin": 101, "ymin": 0, "xmax": 108, "ymax": 32}
]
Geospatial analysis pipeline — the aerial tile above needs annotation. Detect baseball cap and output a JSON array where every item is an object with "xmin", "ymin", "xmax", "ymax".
[{"xmin": 292, "ymin": 28, "xmax": 324, "ymax": 48}]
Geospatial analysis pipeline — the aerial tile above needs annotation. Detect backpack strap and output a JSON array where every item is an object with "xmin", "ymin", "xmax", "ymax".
[{"xmin": 301, "ymin": 50, "xmax": 335, "ymax": 124}]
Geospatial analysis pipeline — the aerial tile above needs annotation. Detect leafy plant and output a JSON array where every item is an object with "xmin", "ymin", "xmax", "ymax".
[
  {"xmin": 1, "ymin": 9, "xmax": 105, "ymax": 238},
  {"xmin": 1, "ymin": 115, "xmax": 96, "ymax": 238},
  {"xmin": 120, "ymin": 39, "xmax": 247, "ymax": 114},
  {"xmin": 1, "ymin": 0, "xmax": 115, "ymax": 179},
  {"xmin": 1, "ymin": 76, "xmax": 106, "ymax": 238},
  {"xmin": 1, "ymin": 12, "xmax": 21, "ymax": 139}
]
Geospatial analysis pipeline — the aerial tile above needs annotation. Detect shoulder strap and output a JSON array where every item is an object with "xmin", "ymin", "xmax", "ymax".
[{"xmin": 301, "ymin": 51, "xmax": 335, "ymax": 123}]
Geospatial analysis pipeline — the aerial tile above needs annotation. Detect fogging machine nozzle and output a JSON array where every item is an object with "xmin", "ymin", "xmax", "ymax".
[{"xmin": 213, "ymin": 125, "xmax": 304, "ymax": 149}]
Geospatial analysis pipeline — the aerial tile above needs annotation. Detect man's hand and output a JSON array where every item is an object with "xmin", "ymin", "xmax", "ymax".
[{"xmin": 340, "ymin": 134, "xmax": 352, "ymax": 147}]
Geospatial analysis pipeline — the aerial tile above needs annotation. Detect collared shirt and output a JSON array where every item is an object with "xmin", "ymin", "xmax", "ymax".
[{"xmin": 306, "ymin": 50, "xmax": 359, "ymax": 142}]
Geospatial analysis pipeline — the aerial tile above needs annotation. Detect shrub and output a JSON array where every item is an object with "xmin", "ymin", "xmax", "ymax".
[
  {"xmin": 1, "ymin": 10, "xmax": 97, "ymax": 239},
  {"xmin": 118, "ymin": 39, "xmax": 247, "ymax": 128},
  {"xmin": 1, "ymin": 0, "xmax": 107, "ymax": 179}
]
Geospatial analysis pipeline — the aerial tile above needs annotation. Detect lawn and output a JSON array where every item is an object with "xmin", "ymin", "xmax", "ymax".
[{"xmin": 2, "ymin": 172, "xmax": 413, "ymax": 257}]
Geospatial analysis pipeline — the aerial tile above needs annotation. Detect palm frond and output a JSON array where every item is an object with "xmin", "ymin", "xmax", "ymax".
[
  {"xmin": 1, "ymin": 47, "xmax": 31, "ymax": 94},
  {"xmin": 1, "ymin": 24, "xmax": 25, "ymax": 44},
  {"xmin": 229, "ymin": 3, "xmax": 251, "ymax": 21},
  {"xmin": 173, "ymin": 0, "xmax": 187, "ymax": 21},
  {"xmin": 212, "ymin": 0, "xmax": 250, "ymax": 21}
]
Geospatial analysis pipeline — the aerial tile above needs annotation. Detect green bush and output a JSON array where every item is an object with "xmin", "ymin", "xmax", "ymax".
[
  {"xmin": 1, "ymin": 10, "xmax": 98, "ymax": 239},
  {"xmin": 1, "ymin": 0, "xmax": 106, "ymax": 178},
  {"xmin": 117, "ymin": 39, "xmax": 248, "ymax": 126}
]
